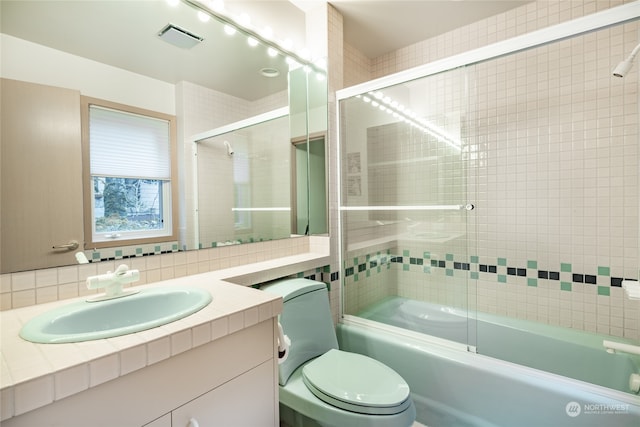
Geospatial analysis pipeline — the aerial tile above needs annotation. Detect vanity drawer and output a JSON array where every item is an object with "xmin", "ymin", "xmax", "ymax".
[{"xmin": 172, "ymin": 360, "xmax": 275, "ymax": 427}]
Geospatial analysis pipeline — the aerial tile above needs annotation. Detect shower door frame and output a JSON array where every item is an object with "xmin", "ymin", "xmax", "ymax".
[{"xmin": 336, "ymin": 1, "xmax": 640, "ymax": 334}]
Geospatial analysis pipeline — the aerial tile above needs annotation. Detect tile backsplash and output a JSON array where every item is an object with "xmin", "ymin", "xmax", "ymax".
[{"xmin": 0, "ymin": 238, "xmax": 310, "ymax": 311}]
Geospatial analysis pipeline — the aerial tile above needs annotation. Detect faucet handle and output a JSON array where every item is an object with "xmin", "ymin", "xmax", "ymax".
[
  {"xmin": 86, "ymin": 272, "xmax": 117, "ymax": 290},
  {"xmin": 86, "ymin": 264, "xmax": 140, "ymax": 302}
]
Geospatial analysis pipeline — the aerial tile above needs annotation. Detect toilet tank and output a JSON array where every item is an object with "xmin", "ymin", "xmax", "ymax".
[{"xmin": 261, "ymin": 278, "xmax": 339, "ymax": 385}]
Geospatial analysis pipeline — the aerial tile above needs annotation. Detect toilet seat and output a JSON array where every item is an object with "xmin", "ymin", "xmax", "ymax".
[{"xmin": 302, "ymin": 349, "xmax": 411, "ymax": 415}]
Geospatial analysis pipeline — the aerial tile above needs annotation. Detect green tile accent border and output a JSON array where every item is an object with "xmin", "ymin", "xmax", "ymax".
[
  {"xmin": 598, "ymin": 266, "xmax": 610, "ymax": 276},
  {"xmin": 342, "ymin": 247, "xmax": 640, "ymax": 299},
  {"xmin": 88, "ymin": 241, "xmax": 180, "ymax": 263}
]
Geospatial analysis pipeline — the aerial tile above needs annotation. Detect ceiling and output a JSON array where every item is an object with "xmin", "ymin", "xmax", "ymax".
[
  {"xmin": 0, "ymin": 0, "xmax": 304, "ymax": 101},
  {"xmin": 330, "ymin": 0, "xmax": 533, "ymax": 58},
  {"xmin": 1, "ymin": 0, "xmax": 532, "ymax": 100}
]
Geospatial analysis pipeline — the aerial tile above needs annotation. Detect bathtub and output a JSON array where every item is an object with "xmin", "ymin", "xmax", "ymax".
[
  {"xmin": 339, "ymin": 298, "xmax": 640, "ymax": 427},
  {"xmin": 357, "ymin": 296, "xmax": 640, "ymax": 393}
]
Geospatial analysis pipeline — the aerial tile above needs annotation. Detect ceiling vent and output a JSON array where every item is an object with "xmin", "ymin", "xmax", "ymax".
[{"xmin": 158, "ymin": 23, "xmax": 203, "ymax": 49}]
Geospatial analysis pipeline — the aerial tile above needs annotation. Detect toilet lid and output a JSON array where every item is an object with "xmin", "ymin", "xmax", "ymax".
[{"xmin": 302, "ymin": 349, "xmax": 411, "ymax": 415}]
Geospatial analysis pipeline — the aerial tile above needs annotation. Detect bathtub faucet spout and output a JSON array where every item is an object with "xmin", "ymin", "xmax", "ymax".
[{"xmin": 603, "ymin": 340, "xmax": 640, "ymax": 356}]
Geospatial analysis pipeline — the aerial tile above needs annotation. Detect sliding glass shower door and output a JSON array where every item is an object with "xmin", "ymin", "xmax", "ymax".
[
  {"xmin": 339, "ymin": 67, "xmax": 476, "ymax": 349},
  {"xmin": 339, "ymin": 14, "xmax": 640, "ymax": 394}
]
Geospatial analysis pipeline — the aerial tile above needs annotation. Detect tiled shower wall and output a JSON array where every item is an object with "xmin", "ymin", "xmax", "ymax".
[
  {"xmin": 468, "ymin": 21, "xmax": 639, "ymax": 339},
  {"xmin": 338, "ymin": 1, "xmax": 639, "ymax": 339}
]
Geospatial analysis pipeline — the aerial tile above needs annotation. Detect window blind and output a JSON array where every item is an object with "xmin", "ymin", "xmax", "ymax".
[{"xmin": 89, "ymin": 105, "xmax": 171, "ymax": 179}]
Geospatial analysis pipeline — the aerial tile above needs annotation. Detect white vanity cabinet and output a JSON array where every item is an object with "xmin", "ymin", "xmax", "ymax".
[
  {"xmin": 169, "ymin": 361, "xmax": 274, "ymax": 427},
  {"xmin": 143, "ymin": 414, "xmax": 171, "ymax": 427},
  {"xmin": 3, "ymin": 319, "xmax": 279, "ymax": 427}
]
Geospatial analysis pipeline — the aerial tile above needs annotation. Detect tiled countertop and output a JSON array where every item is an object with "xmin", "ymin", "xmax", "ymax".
[{"xmin": 0, "ymin": 249, "xmax": 330, "ymax": 421}]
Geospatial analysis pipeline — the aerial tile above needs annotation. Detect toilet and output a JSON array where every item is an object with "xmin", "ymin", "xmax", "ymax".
[{"xmin": 261, "ymin": 278, "xmax": 416, "ymax": 427}]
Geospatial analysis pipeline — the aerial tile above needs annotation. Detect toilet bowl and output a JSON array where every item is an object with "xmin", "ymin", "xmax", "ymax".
[{"xmin": 262, "ymin": 278, "xmax": 416, "ymax": 427}]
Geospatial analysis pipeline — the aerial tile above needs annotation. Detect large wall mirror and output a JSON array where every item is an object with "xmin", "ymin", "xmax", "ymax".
[{"xmin": 0, "ymin": 0, "xmax": 328, "ymax": 273}]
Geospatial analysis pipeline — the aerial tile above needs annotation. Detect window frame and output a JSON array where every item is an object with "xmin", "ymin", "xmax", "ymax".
[{"xmin": 81, "ymin": 96, "xmax": 178, "ymax": 249}]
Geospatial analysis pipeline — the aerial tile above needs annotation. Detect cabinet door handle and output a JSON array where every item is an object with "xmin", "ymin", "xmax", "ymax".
[{"xmin": 187, "ymin": 418, "xmax": 200, "ymax": 427}]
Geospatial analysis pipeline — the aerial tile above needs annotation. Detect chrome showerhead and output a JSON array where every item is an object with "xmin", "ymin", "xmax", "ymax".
[{"xmin": 224, "ymin": 140, "xmax": 234, "ymax": 156}]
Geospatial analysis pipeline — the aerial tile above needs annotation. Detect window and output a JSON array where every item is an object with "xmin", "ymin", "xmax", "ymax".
[{"xmin": 81, "ymin": 97, "xmax": 177, "ymax": 248}]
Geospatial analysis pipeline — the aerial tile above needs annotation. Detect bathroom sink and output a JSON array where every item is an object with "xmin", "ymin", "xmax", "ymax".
[{"xmin": 20, "ymin": 287, "xmax": 212, "ymax": 343}]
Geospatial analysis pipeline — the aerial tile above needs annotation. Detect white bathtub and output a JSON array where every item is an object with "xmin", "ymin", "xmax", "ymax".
[{"xmin": 340, "ymin": 298, "xmax": 640, "ymax": 427}]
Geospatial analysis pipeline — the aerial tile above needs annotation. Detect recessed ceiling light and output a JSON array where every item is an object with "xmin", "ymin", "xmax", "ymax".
[{"xmin": 260, "ymin": 68, "xmax": 280, "ymax": 78}]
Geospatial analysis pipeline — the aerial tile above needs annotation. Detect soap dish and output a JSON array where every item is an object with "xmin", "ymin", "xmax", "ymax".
[{"xmin": 621, "ymin": 280, "xmax": 640, "ymax": 301}]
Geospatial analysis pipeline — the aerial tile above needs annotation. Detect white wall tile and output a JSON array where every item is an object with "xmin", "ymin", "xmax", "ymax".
[
  {"xmin": 54, "ymin": 364, "xmax": 89, "ymax": 400},
  {"xmin": 146, "ymin": 337, "xmax": 171, "ymax": 365},
  {"xmin": 13, "ymin": 375, "xmax": 54, "ymax": 416},
  {"xmin": 170, "ymin": 330, "xmax": 192, "ymax": 356},
  {"xmin": 119, "ymin": 345, "xmax": 147, "ymax": 376},
  {"xmin": 89, "ymin": 354, "xmax": 120, "ymax": 387}
]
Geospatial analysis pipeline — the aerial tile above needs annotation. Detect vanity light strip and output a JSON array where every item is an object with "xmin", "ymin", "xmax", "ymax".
[
  {"xmin": 181, "ymin": 0, "xmax": 323, "ymax": 72},
  {"xmin": 357, "ymin": 93, "xmax": 462, "ymax": 151}
]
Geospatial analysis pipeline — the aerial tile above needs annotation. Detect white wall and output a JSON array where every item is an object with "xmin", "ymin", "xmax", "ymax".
[{"xmin": 0, "ymin": 34, "xmax": 175, "ymax": 115}]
